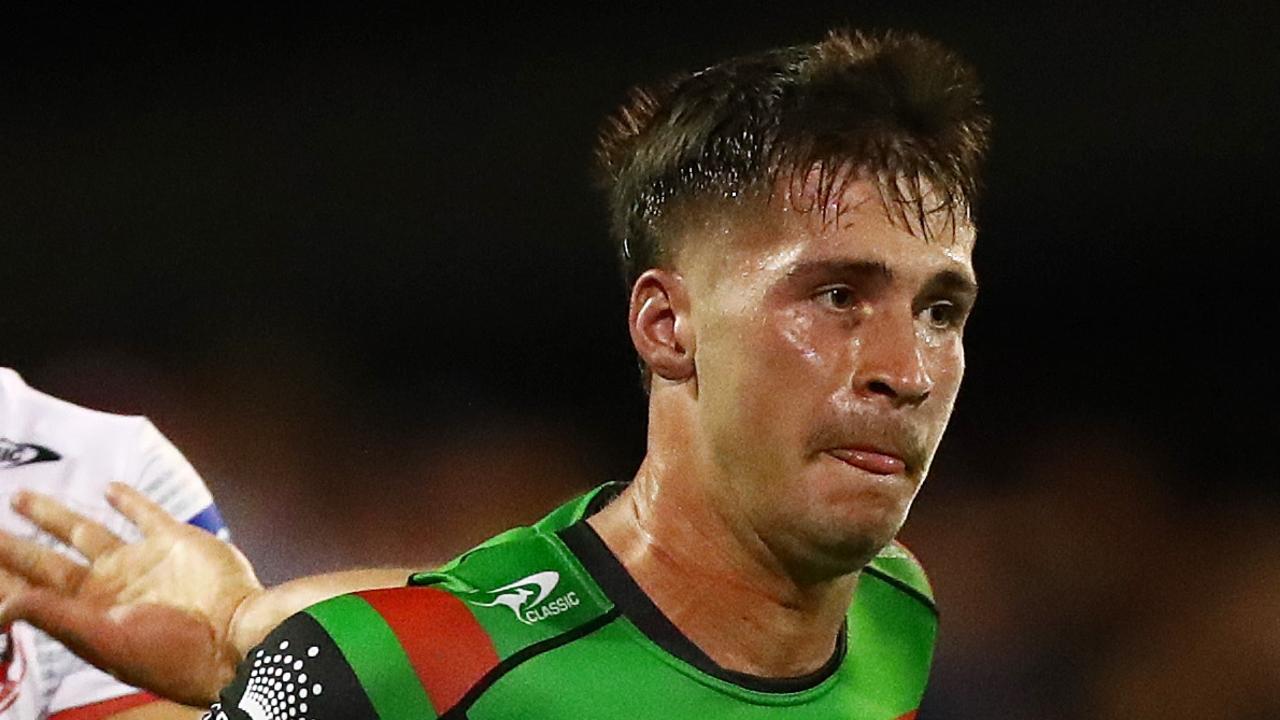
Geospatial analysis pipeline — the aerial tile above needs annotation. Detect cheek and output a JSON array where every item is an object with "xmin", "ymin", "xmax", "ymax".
[
  {"xmin": 775, "ymin": 308, "xmax": 854, "ymax": 378},
  {"xmin": 732, "ymin": 311, "xmax": 850, "ymax": 439},
  {"xmin": 698, "ymin": 310, "xmax": 836, "ymax": 452},
  {"xmin": 705, "ymin": 306, "xmax": 830, "ymax": 388},
  {"xmin": 933, "ymin": 338, "xmax": 965, "ymax": 395},
  {"xmin": 923, "ymin": 338, "xmax": 966, "ymax": 427},
  {"xmin": 779, "ymin": 309, "xmax": 822, "ymax": 366}
]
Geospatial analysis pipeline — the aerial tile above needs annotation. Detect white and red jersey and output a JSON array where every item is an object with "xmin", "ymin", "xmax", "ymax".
[{"xmin": 0, "ymin": 368, "xmax": 229, "ymax": 719}]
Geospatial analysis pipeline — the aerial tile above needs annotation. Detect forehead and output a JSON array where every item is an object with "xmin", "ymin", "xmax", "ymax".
[{"xmin": 673, "ymin": 179, "xmax": 976, "ymax": 287}]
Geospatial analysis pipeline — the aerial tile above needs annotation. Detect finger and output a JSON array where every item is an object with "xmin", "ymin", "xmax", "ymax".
[
  {"xmin": 12, "ymin": 490, "xmax": 123, "ymax": 560},
  {"xmin": 0, "ymin": 566, "xmax": 28, "ymax": 599},
  {"xmin": 0, "ymin": 528, "xmax": 88, "ymax": 590},
  {"xmin": 107, "ymin": 482, "xmax": 178, "ymax": 536}
]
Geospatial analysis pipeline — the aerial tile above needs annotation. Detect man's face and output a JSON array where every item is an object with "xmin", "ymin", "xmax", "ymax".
[{"xmin": 675, "ymin": 180, "xmax": 977, "ymax": 578}]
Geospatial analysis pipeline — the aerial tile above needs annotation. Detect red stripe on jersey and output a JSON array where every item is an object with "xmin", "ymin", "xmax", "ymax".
[
  {"xmin": 894, "ymin": 711, "xmax": 918, "ymax": 720},
  {"xmin": 48, "ymin": 692, "xmax": 158, "ymax": 720},
  {"xmin": 357, "ymin": 587, "xmax": 500, "ymax": 716}
]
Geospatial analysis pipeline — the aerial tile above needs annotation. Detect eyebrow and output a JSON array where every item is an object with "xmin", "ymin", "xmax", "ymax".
[
  {"xmin": 923, "ymin": 269, "xmax": 980, "ymax": 301},
  {"xmin": 785, "ymin": 260, "xmax": 895, "ymax": 282},
  {"xmin": 785, "ymin": 260, "xmax": 979, "ymax": 299}
]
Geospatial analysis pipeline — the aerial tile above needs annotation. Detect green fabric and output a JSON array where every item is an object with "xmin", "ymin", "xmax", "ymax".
[
  {"xmin": 304, "ymin": 595, "xmax": 439, "ymax": 720},
  {"xmin": 411, "ymin": 526, "xmax": 615, "ymax": 661},
  {"xmin": 461, "ymin": 561, "xmax": 933, "ymax": 718},
  {"xmin": 412, "ymin": 483, "xmax": 935, "ymax": 718}
]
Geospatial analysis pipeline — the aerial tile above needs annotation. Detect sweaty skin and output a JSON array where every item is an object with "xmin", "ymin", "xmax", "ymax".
[{"xmin": 590, "ymin": 178, "xmax": 976, "ymax": 679}]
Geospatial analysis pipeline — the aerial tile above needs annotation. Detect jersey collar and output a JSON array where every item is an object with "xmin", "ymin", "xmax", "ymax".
[{"xmin": 556, "ymin": 485, "xmax": 846, "ymax": 694}]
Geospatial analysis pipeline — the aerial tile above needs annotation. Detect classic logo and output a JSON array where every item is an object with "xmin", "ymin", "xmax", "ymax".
[
  {"xmin": 468, "ymin": 570, "xmax": 581, "ymax": 625},
  {"xmin": 0, "ymin": 439, "xmax": 60, "ymax": 470}
]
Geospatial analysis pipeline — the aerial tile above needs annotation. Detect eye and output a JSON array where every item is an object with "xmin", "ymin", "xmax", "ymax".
[
  {"xmin": 922, "ymin": 300, "xmax": 960, "ymax": 328},
  {"xmin": 816, "ymin": 286, "xmax": 858, "ymax": 311}
]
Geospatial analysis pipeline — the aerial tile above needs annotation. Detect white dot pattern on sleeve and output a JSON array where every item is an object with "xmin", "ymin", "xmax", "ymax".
[{"xmin": 234, "ymin": 645, "xmax": 325, "ymax": 720}]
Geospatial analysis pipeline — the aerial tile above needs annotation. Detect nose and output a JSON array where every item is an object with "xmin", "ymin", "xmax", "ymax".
[{"xmin": 853, "ymin": 312, "xmax": 934, "ymax": 408}]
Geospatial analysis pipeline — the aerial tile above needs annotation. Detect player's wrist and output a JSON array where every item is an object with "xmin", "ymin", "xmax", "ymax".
[{"xmin": 225, "ymin": 585, "xmax": 269, "ymax": 659}]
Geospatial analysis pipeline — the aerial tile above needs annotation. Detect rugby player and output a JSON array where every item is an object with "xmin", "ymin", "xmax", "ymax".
[
  {"xmin": 0, "ymin": 28, "xmax": 989, "ymax": 718},
  {"xmin": 0, "ymin": 368, "xmax": 229, "ymax": 719}
]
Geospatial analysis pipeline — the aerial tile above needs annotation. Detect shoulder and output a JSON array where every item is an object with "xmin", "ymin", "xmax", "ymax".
[
  {"xmin": 217, "ymin": 527, "xmax": 612, "ymax": 719},
  {"xmin": 0, "ymin": 369, "xmax": 222, "ymax": 534},
  {"xmin": 413, "ymin": 522, "xmax": 613, "ymax": 648},
  {"xmin": 409, "ymin": 487, "xmax": 615, "ymax": 638},
  {"xmin": 862, "ymin": 540, "xmax": 936, "ymax": 615},
  {"xmin": 1, "ymin": 369, "xmax": 152, "ymax": 455},
  {"xmin": 0, "ymin": 368, "xmax": 166, "ymax": 477}
]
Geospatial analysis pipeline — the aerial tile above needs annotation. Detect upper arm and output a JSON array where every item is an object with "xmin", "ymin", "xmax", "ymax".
[
  {"xmin": 217, "ymin": 587, "xmax": 476, "ymax": 720},
  {"xmin": 213, "ymin": 605, "xmax": 384, "ymax": 720},
  {"xmin": 231, "ymin": 567, "xmax": 423, "ymax": 655}
]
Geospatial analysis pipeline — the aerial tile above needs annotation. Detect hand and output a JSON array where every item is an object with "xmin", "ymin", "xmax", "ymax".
[{"xmin": 0, "ymin": 483, "xmax": 263, "ymax": 706}]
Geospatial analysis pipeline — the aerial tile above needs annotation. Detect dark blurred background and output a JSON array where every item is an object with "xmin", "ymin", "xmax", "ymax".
[{"xmin": 2, "ymin": 3, "xmax": 1277, "ymax": 717}]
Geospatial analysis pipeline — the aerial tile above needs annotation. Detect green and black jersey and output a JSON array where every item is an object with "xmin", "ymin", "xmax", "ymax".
[{"xmin": 208, "ymin": 484, "xmax": 937, "ymax": 719}]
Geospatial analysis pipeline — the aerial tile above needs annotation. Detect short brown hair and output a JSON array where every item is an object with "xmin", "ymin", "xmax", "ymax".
[{"xmin": 595, "ymin": 28, "xmax": 992, "ymax": 289}]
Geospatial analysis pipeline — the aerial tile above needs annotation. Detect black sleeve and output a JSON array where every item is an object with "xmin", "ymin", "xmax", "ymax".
[{"xmin": 203, "ymin": 612, "xmax": 381, "ymax": 720}]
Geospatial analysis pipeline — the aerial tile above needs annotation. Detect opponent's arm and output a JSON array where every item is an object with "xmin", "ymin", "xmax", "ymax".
[{"xmin": 0, "ymin": 485, "xmax": 420, "ymax": 706}]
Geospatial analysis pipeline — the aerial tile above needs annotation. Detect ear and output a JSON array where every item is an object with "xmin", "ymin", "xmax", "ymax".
[{"xmin": 628, "ymin": 268, "xmax": 695, "ymax": 382}]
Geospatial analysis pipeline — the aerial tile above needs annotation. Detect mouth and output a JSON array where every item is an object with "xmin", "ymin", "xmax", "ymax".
[{"xmin": 824, "ymin": 446, "xmax": 908, "ymax": 476}]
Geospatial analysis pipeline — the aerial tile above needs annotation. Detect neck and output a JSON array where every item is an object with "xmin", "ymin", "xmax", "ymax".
[{"xmin": 587, "ymin": 453, "xmax": 858, "ymax": 679}]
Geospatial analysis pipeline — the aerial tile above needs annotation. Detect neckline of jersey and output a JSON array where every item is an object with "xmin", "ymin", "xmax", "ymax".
[{"xmin": 555, "ymin": 484, "xmax": 847, "ymax": 695}]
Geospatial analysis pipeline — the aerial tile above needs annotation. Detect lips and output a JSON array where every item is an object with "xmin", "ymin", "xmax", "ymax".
[{"xmin": 825, "ymin": 447, "xmax": 907, "ymax": 475}]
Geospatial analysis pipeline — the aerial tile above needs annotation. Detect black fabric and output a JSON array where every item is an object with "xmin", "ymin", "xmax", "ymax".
[
  {"xmin": 558, "ymin": 518, "xmax": 846, "ymax": 694},
  {"xmin": 208, "ymin": 612, "xmax": 379, "ymax": 720}
]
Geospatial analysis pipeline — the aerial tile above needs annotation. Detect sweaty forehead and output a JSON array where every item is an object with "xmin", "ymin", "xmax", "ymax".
[{"xmin": 669, "ymin": 180, "xmax": 976, "ymax": 286}]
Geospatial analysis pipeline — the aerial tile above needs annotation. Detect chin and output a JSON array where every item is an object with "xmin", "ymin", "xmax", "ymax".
[
  {"xmin": 822, "ymin": 487, "xmax": 913, "ymax": 557},
  {"xmin": 836, "ymin": 510, "xmax": 905, "ymax": 556},
  {"xmin": 813, "ymin": 472, "xmax": 914, "ymax": 537},
  {"xmin": 779, "ymin": 505, "xmax": 907, "ymax": 580}
]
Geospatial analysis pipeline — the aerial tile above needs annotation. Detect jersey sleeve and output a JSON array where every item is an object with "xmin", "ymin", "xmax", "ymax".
[
  {"xmin": 208, "ymin": 587, "xmax": 504, "ymax": 720},
  {"xmin": 206, "ymin": 604, "xmax": 387, "ymax": 720}
]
